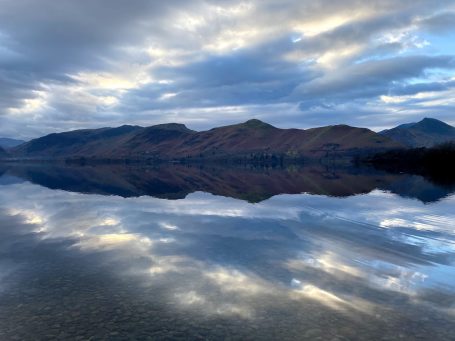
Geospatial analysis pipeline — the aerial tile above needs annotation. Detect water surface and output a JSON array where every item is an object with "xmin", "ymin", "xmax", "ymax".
[{"xmin": 0, "ymin": 164, "xmax": 454, "ymax": 340}]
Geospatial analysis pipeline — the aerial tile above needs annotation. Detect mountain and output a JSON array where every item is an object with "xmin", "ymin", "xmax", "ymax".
[
  {"xmin": 13, "ymin": 125, "xmax": 144, "ymax": 158},
  {"xmin": 0, "ymin": 138, "xmax": 25, "ymax": 149},
  {"xmin": 0, "ymin": 147, "xmax": 8, "ymax": 158},
  {"xmin": 11, "ymin": 119, "xmax": 402, "ymax": 161},
  {"xmin": 380, "ymin": 118, "xmax": 455, "ymax": 147}
]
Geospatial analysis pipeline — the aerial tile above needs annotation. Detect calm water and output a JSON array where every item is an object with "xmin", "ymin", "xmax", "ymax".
[{"xmin": 0, "ymin": 164, "xmax": 454, "ymax": 340}]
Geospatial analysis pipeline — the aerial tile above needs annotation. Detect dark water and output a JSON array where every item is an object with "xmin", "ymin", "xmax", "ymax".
[{"xmin": 0, "ymin": 164, "xmax": 454, "ymax": 340}]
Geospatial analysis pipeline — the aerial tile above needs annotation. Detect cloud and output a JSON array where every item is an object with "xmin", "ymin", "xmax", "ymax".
[
  {"xmin": 419, "ymin": 11, "xmax": 455, "ymax": 34},
  {"xmin": 0, "ymin": 0, "xmax": 454, "ymax": 138},
  {"xmin": 295, "ymin": 55, "xmax": 455, "ymax": 104}
]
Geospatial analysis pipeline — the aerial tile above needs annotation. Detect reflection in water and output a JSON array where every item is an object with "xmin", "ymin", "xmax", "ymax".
[
  {"xmin": 1, "ymin": 163, "xmax": 455, "ymax": 203},
  {"xmin": 0, "ymin": 165, "xmax": 454, "ymax": 340}
]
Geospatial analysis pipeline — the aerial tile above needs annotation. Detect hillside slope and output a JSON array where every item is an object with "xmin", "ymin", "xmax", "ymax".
[
  {"xmin": 12, "ymin": 119, "xmax": 402, "ymax": 160},
  {"xmin": 0, "ymin": 147, "xmax": 8, "ymax": 158},
  {"xmin": 380, "ymin": 118, "xmax": 455, "ymax": 147},
  {"xmin": 0, "ymin": 138, "xmax": 25, "ymax": 149}
]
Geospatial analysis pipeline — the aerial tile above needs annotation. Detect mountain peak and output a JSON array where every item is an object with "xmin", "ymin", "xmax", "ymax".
[
  {"xmin": 380, "ymin": 117, "xmax": 455, "ymax": 147},
  {"xmin": 419, "ymin": 117, "xmax": 446, "ymax": 125},
  {"xmin": 242, "ymin": 119, "xmax": 276, "ymax": 129},
  {"xmin": 414, "ymin": 117, "xmax": 454, "ymax": 134},
  {"xmin": 150, "ymin": 123, "xmax": 193, "ymax": 132}
]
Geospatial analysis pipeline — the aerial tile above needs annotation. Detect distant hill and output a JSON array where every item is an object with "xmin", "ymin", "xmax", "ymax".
[
  {"xmin": 11, "ymin": 119, "xmax": 401, "ymax": 161},
  {"xmin": 0, "ymin": 138, "xmax": 25, "ymax": 149},
  {"xmin": 13, "ymin": 125, "xmax": 144, "ymax": 158},
  {"xmin": 380, "ymin": 118, "xmax": 455, "ymax": 147},
  {"xmin": 0, "ymin": 147, "xmax": 8, "ymax": 158}
]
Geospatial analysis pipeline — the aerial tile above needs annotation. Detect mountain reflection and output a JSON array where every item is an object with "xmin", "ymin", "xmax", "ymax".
[
  {"xmin": 0, "ymin": 172, "xmax": 454, "ymax": 340},
  {"xmin": 1, "ymin": 163, "xmax": 454, "ymax": 203}
]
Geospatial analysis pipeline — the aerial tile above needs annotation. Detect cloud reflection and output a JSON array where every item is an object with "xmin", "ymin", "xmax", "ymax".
[{"xmin": 0, "ymin": 179, "xmax": 454, "ymax": 339}]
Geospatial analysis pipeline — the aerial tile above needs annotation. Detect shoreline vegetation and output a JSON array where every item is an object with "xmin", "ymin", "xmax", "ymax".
[
  {"xmin": 2, "ymin": 143, "xmax": 455, "ymax": 186},
  {"xmin": 362, "ymin": 142, "xmax": 455, "ymax": 186}
]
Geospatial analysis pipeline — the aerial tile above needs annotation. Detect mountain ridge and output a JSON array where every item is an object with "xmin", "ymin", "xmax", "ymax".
[
  {"xmin": 9, "ymin": 119, "xmax": 402, "ymax": 161},
  {"xmin": 0, "ymin": 138, "xmax": 26, "ymax": 149}
]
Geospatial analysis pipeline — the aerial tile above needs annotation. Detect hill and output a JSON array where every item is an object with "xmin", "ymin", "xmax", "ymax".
[
  {"xmin": 0, "ymin": 138, "xmax": 25, "ymax": 149},
  {"xmin": 13, "ymin": 125, "xmax": 144, "ymax": 158},
  {"xmin": 380, "ymin": 118, "xmax": 455, "ymax": 147},
  {"xmin": 0, "ymin": 147, "xmax": 8, "ymax": 158},
  {"xmin": 11, "ymin": 119, "xmax": 402, "ymax": 161}
]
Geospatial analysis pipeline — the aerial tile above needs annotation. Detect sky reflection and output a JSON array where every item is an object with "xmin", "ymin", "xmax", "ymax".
[{"xmin": 0, "ymin": 175, "xmax": 454, "ymax": 339}]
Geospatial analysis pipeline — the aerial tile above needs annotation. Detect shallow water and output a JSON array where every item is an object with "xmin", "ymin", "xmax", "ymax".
[{"xmin": 0, "ymin": 165, "xmax": 454, "ymax": 340}]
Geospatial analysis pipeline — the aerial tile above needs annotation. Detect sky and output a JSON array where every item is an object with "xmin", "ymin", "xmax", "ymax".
[{"xmin": 0, "ymin": 0, "xmax": 455, "ymax": 139}]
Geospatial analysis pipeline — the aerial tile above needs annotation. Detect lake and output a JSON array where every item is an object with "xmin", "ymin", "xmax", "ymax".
[{"xmin": 0, "ymin": 164, "xmax": 454, "ymax": 340}]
